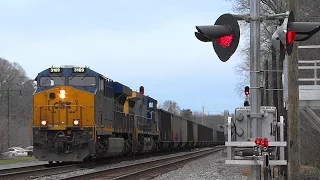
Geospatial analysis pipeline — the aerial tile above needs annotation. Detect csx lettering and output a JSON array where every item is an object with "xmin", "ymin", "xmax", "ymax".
[{"xmin": 54, "ymin": 101, "xmax": 71, "ymax": 109}]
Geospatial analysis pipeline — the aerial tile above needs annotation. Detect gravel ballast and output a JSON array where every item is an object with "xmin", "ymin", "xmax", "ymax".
[
  {"xmin": 152, "ymin": 149, "xmax": 248, "ymax": 180},
  {"xmin": 32, "ymin": 148, "xmax": 218, "ymax": 180},
  {"xmin": 3, "ymin": 147, "xmax": 248, "ymax": 180}
]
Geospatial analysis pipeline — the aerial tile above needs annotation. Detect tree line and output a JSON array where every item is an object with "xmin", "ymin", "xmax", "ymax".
[
  {"xmin": 159, "ymin": 100, "xmax": 225, "ymax": 130},
  {"xmin": 0, "ymin": 58, "xmax": 35, "ymax": 152}
]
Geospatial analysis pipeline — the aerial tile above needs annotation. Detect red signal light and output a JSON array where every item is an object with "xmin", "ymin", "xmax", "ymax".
[
  {"xmin": 218, "ymin": 34, "xmax": 233, "ymax": 48},
  {"xmin": 244, "ymin": 86, "xmax": 250, "ymax": 96},
  {"xmin": 264, "ymin": 138, "xmax": 269, "ymax": 148},
  {"xmin": 287, "ymin": 30, "xmax": 296, "ymax": 45},
  {"xmin": 255, "ymin": 137, "xmax": 261, "ymax": 145},
  {"xmin": 254, "ymin": 137, "xmax": 269, "ymax": 148},
  {"xmin": 261, "ymin": 138, "xmax": 266, "ymax": 147}
]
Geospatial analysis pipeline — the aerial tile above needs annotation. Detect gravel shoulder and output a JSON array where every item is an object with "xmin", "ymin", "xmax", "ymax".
[{"xmin": 152, "ymin": 149, "xmax": 249, "ymax": 180}]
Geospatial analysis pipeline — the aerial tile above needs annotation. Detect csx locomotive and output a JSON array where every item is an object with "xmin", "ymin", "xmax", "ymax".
[{"xmin": 32, "ymin": 66, "xmax": 225, "ymax": 162}]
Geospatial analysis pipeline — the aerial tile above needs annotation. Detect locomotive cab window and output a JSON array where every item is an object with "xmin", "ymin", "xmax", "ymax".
[
  {"xmin": 68, "ymin": 76, "xmax": 96, "ymax": 86},
  {"xmin": 99, "ymin": 78, "xmax": 104, "ymax": 91},
  {"xmin": 148, "ymin": 102, "xmax": 154, "ymax": 109},
  {"xmin": 39, "ymin": 76, "xmax": 65, "ymax": 86}
]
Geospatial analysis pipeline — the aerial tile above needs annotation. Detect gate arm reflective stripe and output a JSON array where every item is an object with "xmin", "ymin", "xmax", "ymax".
[{"xmin": 196, "ymin": 25, "xmax": 232, "ymax": 39}]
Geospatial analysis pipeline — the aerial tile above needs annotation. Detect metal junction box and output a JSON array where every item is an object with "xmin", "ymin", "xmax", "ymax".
[{"xmin": 234, "ymin": 106, "xmax": 277, "ymax": 142}]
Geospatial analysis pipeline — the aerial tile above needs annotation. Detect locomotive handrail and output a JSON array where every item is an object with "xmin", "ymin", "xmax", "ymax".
[
  {"xmin": 111, "ymin": 110, "xmax": 154, "ymax": 134},
  {"xmin": 113, "ymin": 110, "xmax": 126, "ymax": 114},
  {"xmin": 112, "ymin": 110, "xmax": 153, "ymax": 120},
  {"xmin": 29, "ymin": 113, "xmax": 35, "ymax": 145},
  {"xmin": 81, "ymin": 106, "xmax": 97, "ymax": 142},
  {"xmin": 33, "ymin": 105, "xmax": 97, "ymax": 142}
]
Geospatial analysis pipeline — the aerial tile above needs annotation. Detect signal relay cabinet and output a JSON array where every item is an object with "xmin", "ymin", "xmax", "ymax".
[
  {"xmin": 225, "ymin": 106, "xmax": 287, "ymax": 166},
  {"xmin": 234, "ymin": 106, "xmax": 276, "ymax": 143}
]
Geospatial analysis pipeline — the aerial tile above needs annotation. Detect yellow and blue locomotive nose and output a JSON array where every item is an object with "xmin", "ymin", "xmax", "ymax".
[{"xmin": 33, "ymin": 86, "xmax": 95, "ymax": 130}]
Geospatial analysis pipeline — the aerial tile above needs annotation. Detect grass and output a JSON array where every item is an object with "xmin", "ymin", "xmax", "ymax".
[
  {"xmin": 0, "ymin": 156, "xmax": 36, "ymax": 165},
  {"xmin": 241, "ymin": 166, "xmax": 320, "ymax": 179},
  {"xmin": 300, "ymin": 165, "xmax": 320, "ymax": 179},
  {"xmin": 241, "ymin": 166, "xmax": 284, "ymax": 180}
]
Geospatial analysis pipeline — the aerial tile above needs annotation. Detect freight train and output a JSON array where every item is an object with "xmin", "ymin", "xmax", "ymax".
[{"xmin": 31, "ymin": 66, "xmax": 225, "ymax": 163}]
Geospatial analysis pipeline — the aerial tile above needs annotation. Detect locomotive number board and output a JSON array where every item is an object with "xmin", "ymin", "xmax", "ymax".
[
  {"xmin": 49, "ymin": 67, "xmax": 86, "ymax": 73},
  {"xmin": 72, "ymin": 67, "xmax": 86, "ymax": 73},
  {"xmin": 49, "ymin": 67, "xmax": 63, "ymax": 73}
]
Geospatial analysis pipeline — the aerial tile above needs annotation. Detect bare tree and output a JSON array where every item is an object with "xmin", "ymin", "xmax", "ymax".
[
  {"xmin": 160, "ymin": 100, "xmax": 181, "ymax": 115},
  {"xmin": 191, "ymin": 111, "xmax": 224, "ymax": 129},
  {"xmin": 180, "ymin": 109, "xmax": 193, "ymax": 120},
  {"xmin": 191, "ymin": 111, "xmax": 203, "ymax": 124},
  {"xmin": 225, "ymin": 0, "xmax": 287, "ymax": 97},
  {"xmin": 0, "ymin": 58, "xmax": 34, "ymax": 152}
]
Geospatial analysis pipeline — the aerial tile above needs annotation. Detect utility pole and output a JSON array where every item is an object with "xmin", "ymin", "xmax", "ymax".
[
  {"xmin": 249, "ymin": 0, "xmax": 262, "ymax": 178},
  {"xmin": 7, "ymin": 88, "xmax": 10, "ymax": 149},
  {"xmin": 202, "ymin": 99, "xmax": 205, "ymax": 125},
  {"xmin": 287, "ymin": 0, "xmax": 300, "ymax": 179}
]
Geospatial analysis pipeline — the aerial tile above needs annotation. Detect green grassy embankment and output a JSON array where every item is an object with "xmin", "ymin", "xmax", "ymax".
[{"xmin": 0, "ymin": 156, "xmax": 36, "ymax": 165}]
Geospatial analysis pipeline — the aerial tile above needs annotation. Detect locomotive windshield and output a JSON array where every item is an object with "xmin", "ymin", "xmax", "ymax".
[
  {"xmin": 39, "ymin": 76, "xmax": 65, "ymax": 86},
  {"xmin": 68, "ymin": 76, "xmax": 96, "ymax": 86},
  {"xmin": 39, "ymin": 76, "xmax": 96, "ymax": 87}
]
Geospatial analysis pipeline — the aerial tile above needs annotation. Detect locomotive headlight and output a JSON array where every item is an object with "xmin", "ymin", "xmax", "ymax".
[
  {"xmin": 73, "ymin": 119, "xmax": 79, "ymax": 125},
  {"xmin": 41, "ymin": 120, "xmax": 47, "ymax": 126},
  {"xmin": 59, "ymin": 89, "xmax": 66, "ymax": 99}
]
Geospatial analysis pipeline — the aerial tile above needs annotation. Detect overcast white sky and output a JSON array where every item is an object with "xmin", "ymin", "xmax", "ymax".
[{"xmin": 0, "ymin": 0, "xmax": 246, "ymax": 113}]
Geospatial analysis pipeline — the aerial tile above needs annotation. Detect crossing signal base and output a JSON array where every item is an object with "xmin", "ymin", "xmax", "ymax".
[{"xmin": 224, "ymin": 106, "xmax": 287, "ymax": 166}]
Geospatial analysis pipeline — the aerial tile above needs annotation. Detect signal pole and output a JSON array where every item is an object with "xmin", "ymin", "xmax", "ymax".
[
  {"xmin": 287, "ymin": 0, "xmax": 300, "ymax": 179},
  {"xmin": 193, "ymin": 3, "xmax": 320, "ymax": 179},
  {"xmin": 249, "ymin": 0, "xmax": 262, "ymax": 178}
]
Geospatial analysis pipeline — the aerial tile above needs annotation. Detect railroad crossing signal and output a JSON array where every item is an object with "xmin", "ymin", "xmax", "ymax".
[
  {"xmin": 244, "ymin": 100, "xmax": 250, "ymax": 107},
  {"xmin": 272, "ymin": 11, "xmax": 320, "ymax": 56},
  {"xmin": 244, "ymin": 86, "xmax": 250, "ymax": 96},
  {"xmin": 244, "ymin": 86, "xmax": 250, "ymax": 106},
  {"xmin": 194, "ymin": 13, "xmax": 240, "ymax": 62}
]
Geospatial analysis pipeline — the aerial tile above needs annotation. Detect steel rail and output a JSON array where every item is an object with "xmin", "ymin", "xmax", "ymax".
[
  {"xmin": 63, "ymin": 146, "xmax": 225, "ymax": 180},
  {"xmin": 0, "ymin": 162, "xmax": 79, "ymax": 180}
]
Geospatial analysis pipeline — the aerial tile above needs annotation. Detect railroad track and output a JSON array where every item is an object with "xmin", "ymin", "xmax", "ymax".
[
  {"xmin": 0, "ymin": 162, "xmax": 79, "ymax": 180},
  {"xmin": 0, "ymin": 150, "xmax": 178, "ymax": 180},
  {"xmin": 62, "ymin": 146, "xmax": 225, "ymax": 180}
]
